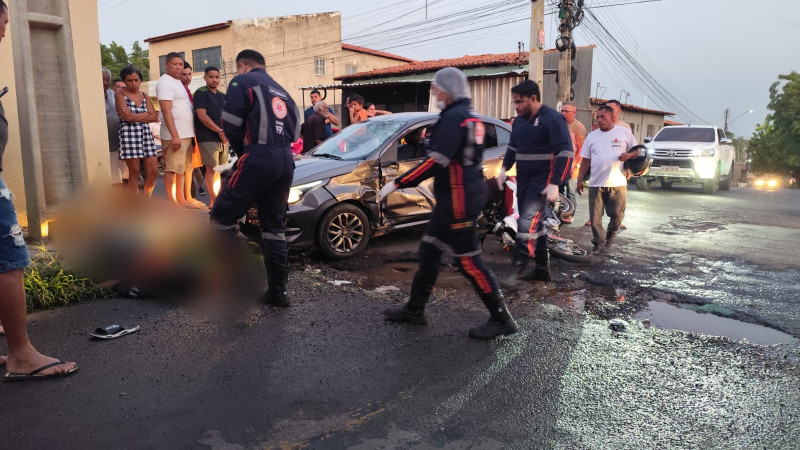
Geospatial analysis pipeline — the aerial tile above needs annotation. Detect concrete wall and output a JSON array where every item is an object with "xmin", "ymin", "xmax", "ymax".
[
  {"xmin": 145, "ymin": 13, "xmax": 410, "ymax": 115},
  {"xmin": 145, "ymin": 26, "xmax": 235, "ymax": 97},
  {"xmin": 0, "ymin": 0, "xmax": 108, "ymax": 230},
  {"xmin": 619, "ymin": 110, "xmax": 665, "ymax": 142}
]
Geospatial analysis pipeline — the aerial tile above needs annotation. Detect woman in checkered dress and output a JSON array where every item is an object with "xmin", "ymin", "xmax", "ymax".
[{"xmin": 115, "ymin": 65, "xmax": 159, "ymax": 196}]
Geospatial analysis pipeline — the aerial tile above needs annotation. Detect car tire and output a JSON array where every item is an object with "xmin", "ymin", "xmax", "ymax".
[
  {"xmin": 635, "ymin": 178, "xmax": 649, "ymax": 191},
  {"xmin": 660, "ymin": 180, "xmax": 672, "ymax": 189},
  {"xmin": 719, "ymin": 164, "xmax": 733, "ymax": 191},
  {"xmin": 702, "ymin": 166, "xmax": 720, "ymax": 195},
  {"xmin": 317, "ymin": 203, "xmax": 371, "ymax": 259}
]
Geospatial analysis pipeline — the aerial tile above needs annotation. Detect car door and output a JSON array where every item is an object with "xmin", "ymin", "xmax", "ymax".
[{"xmin": 381, "ymin": 123, "xmax": 436, "ymax": 226}]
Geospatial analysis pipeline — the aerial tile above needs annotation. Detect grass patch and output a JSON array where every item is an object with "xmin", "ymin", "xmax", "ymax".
[{"xmin": 23, "ymin": 244, "xmax": 108, "ymax": 311}]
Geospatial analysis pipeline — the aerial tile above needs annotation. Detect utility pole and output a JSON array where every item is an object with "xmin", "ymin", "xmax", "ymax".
[
  {"xmin": 528, "ymin": 0, "xmax": 545, "ymax": 88},
  {"xmin": 556, "ymin": 1, "xmax": 573, "ymax": 103},
  {"xmin": 723, "ymin": 108, "xmax": 730, "ymax": 134}
]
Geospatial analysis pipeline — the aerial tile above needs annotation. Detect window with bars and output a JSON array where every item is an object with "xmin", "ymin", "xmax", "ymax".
[
  {"xmin": 192, "ymin": 46, "xmax": 222, "ymax": 73},
  {"xmin": 314, "ymin": 57, "xmax": 326, "ymax": 76},
  {"xmin": 345, "ymin": 64, "xmax": 358, "ymax": 75},
  {"xmin": 159, "ymin": 52, "xmax": 185, "ymax": 76}
]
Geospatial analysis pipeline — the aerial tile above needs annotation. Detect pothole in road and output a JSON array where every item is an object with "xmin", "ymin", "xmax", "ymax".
[
  {"xmin": 636, "ymin": 301, "xmax": 798, "ymax": 346},
  {"xmin": 652, "ymin": 216, "xmax": 727, "ymax": 235}
]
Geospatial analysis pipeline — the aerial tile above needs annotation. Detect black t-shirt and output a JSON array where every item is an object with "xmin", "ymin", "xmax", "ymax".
[{"xmin": 193, "ymin": 86, "xmax": 225, "ymax": 143}]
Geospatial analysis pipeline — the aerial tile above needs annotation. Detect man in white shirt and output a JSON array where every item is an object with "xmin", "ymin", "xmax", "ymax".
[
  {"xmin": 156, "ymin": 52, "xmax": 195, "ymax": 205},
  {"xmin": 576, "ymin": 105, "xmax": 638, "ymax": 254}
]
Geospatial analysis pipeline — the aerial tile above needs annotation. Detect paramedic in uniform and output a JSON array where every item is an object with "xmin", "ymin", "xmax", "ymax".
[
  {"xmin": 211, "ymin": 50, "xmax": 298, "ymax": 307},
  {"xmin": 379, "ymin": 67, "xmax": 519, "ymax": 340},
  {"xmin": 497, "ymin": 80, "xmax": 573, "ymax": 286}
]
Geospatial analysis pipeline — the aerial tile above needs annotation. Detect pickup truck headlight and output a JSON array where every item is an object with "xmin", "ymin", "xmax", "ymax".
[
  {"xmin": 288, "ymin": 180, "xmax": 326, "ymax": 205},
  {"xmin": 693, "ymin": 147, "xmax": 716, "ymax": 157}
]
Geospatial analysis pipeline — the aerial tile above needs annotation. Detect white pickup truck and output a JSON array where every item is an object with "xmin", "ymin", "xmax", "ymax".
[{"xmin": 638, "ymin": 125, "xmax": 735, "ymax": 194}]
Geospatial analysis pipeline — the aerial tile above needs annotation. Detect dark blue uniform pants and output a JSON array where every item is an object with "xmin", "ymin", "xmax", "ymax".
[
  {"xmin": 211, "ymin": 150, "xmax": 294, "ymax": 266},
  {"xmin": 515, "ymin": 181, "xmax": 548, "ymax": 261}
]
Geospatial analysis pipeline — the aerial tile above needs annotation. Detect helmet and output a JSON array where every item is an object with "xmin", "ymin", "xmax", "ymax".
[{"xmin": 624, "ymin": 144, "xmax": 651, "ymax": 177}]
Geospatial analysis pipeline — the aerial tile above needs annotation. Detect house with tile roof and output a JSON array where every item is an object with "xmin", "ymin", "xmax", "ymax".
[
  {"xmin": 308, "ymin": 45, "xmax": 595, "ymax": 129},
  {"xmin": 590, "ymin": 97, "xmax": 676, "ymax": 142}
]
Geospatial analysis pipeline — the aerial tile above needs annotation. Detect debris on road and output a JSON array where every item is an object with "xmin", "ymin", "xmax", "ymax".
[
  {"xmin": 373, "ymin": 286, "xmax": 401, "ymax": 293},
  {"xmin": 609, "ymin": 319, "xmax": 628, "ymax": 331},
  {"xmin": 328, "ymin": 280, "xmax": 352, "ymax": 286}
]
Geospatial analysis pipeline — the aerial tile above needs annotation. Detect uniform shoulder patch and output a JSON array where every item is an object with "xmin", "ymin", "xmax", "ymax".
[
  {"xmin": 272, "ymin": 97, "xmax": 288, "ymax": 119},
  {"xmin": 231, "ymin": 81, "xmax": 238, "ymax": 87}
]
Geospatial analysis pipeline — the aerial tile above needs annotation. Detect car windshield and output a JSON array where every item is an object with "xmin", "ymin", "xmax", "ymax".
[
  {"xmin": 312, "ymin": 120, "xmax": 406, "ymax": 161},
  {"xmin": 654, "ymin": 127, "xmax": 715, "ymax": 143}
]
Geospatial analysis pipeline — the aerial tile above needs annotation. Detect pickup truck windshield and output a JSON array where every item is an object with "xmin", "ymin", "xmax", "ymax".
[{"xmin": 654, "ymin": 127, "xmax": 715, "ymax": 143}]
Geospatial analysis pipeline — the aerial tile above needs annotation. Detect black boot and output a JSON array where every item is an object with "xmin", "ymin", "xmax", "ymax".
[
  {"xmin": 501, "ymin": 254, "xmax": 530, "ymax": 289},
  {"xmin": 384, "ymin": 272, "xmax": 432, "ymax": 325},
  {"xmin": 532, "ymin": 248, "xmax": 551, "ymax": 282},
  {"xmin": 469, "ymin": 291, "xmax": 520, "ymax": 340},
  {"xmin": 264, "ymin": 263, "xmax": 290, "ymax": 307}
]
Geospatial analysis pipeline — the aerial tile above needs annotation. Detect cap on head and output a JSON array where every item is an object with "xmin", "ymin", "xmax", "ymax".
[{"xmin": 432, "ymin": 67, "xmax": 471, "ymax": 101}]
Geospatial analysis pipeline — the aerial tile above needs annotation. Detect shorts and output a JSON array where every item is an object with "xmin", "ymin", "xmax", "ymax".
[
  {"xmin": 109, "ymin": 150, "xmax": 130, "ymax": 184},
  {"xmin": 198, "ymin": 141, "xmax": 229, "ymax": 167},
  {"xmin": 0, "ymin": 174, "xmax": 31, "ymax": 273},
  {"xmin": 163, "ymin": 138, "xmax": 194, "ymax": 174}
]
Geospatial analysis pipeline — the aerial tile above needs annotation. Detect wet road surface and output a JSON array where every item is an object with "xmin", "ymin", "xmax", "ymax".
[{"xmin": 1, "ymin": 185, "xmax": 798, "ymax": 448}]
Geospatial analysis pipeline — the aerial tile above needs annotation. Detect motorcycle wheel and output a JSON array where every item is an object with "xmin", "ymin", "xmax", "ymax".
[{"xmin": 548, "ymin": 239, "xmax": 592, "ymax": 263}]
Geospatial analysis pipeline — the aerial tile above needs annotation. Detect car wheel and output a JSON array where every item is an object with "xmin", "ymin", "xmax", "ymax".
[
  {"xmin": 317, "ymin": 203, "xmax": 371, "ymax": 259},
  {"xmin": 702, "ymin": 166, "xmax": 720, "ymax": 195},
  {"xmin": 635, "ymin": 178, "xmax": 649, "ymax": 191},
  {"xmin": 719, "ymin": 164, "xmax": 733, "ymax": 191}
]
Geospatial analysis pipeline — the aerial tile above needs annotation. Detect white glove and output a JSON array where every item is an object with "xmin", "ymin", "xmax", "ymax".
[
  {"xmin": 497, "ymin": 167, "xmax": 507, "ymax": 191},
  {"xmin": 542, "ymin": 183, "xmax": 559, "ymax": 202},
  {"xmin": 378, "ymin": 181, "xmax": 397, "ymax": 203}
]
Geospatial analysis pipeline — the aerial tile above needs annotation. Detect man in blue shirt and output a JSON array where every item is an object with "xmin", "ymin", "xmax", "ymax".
[
  {"xmin": 497, "ymin": 80, "xmax": 573, "ymax": 286},
  {"xmin": 213, "ymin": 50, "xmax": 299, "ymax": 307},
  {"xmin": 303, "ymin": 89, "xmax": 338, "ymax": 139}
]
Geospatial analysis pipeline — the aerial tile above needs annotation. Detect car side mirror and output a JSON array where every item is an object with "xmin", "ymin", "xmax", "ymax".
[
  {"xmin": 720, "ymin": 138, "xmax": 733, "ymax": 145},
  {"xmin": 643, "ymin": 136, "xmax": 652, "ymax": 143}
]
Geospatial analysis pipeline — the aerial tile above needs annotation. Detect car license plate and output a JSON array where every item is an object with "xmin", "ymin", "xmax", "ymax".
[{"xmin": 661, "ymin": 166, "xmax": 680, "ymax": 172}]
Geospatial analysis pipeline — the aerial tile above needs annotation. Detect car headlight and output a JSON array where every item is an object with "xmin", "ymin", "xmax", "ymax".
[
  {"xmin": 755, "ymin": 179, "xmax": 765, "ymax": 187},
  {"xmin": 288, "ymin": 180, "xmax": 325, "ymax": 204},
  {"xmin": 767, "ymin": 179, "xmax": 778, "ymax": 188},
  {"xmin": 646, "ymin": 148, "xmax": 655, "ymax": 156},
  {"xmin": 693, "ymin": 147, "xmax": 715, "ymax": 157}
]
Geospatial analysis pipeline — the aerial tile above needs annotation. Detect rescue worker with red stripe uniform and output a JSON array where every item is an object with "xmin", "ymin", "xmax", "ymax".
[
  {"xmin": 379, "ymin": 67, "xmax": 519, "ymax": 340},
  {"xmin": 211, "ymin": 50, "xmax": 298, "ymax": 307},
  {"xmin": 498, "ymin": 80, "xmax": 573, "ymax": 286}
]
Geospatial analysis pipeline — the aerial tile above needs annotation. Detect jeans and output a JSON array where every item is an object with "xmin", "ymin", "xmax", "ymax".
[{"xmin": 0, "ymin": 174, "xmax": 31, "ymax": 273}]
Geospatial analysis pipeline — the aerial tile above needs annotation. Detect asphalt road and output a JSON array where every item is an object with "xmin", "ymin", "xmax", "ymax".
[{"xmin": 1, "ymin": 185, "xmax": 798, "ymax": 449}]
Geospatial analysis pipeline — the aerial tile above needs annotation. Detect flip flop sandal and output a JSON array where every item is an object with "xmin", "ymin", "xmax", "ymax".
[
  {"xmin": 4, "ymin": 361, "xmax": 79, "ymax": 382},
  {"xmin": 90, "ymin": 324, "xmax": 140, "ymax": 340}
]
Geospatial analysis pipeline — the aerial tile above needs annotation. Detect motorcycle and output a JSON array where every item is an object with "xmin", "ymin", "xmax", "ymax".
[{"xmin": 480, "ymin": 178, "xmax": 592, "ymax": 263}]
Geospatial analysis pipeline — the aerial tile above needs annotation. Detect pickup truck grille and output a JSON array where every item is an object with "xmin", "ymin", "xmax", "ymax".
[
  {"xmin": 651, "ymin": 158, "xmax": 693, "ymax": 168},
  {"xmin": 652, "ymin": 148, "xmax": 694, "ymax": 158}
]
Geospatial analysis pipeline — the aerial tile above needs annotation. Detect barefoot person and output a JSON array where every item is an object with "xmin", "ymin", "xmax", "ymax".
[{"xmin": 0, "ymin": 0, "xmax": 78, "ymax": 380}]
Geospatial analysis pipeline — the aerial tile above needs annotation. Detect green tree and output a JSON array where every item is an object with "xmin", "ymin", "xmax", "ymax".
[
  {"xmin": 129, "ymin": 41, "xmax": 150, "ymax": 82},
  {"xmin": 100, "ymin": 41, "xmax": 130, "ymax": 80},
  {"xmin": 749, "ymin": 72, "xmax": 800, "ymax": 173},
  {"xmin": 100, "ymin": 41, "xmax": 150, "ymax": 82}
]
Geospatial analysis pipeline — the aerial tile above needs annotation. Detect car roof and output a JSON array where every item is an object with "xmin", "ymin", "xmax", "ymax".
[{"xmin": 368, "ymin": 112, "xmax": 510, "ymax": 129}]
